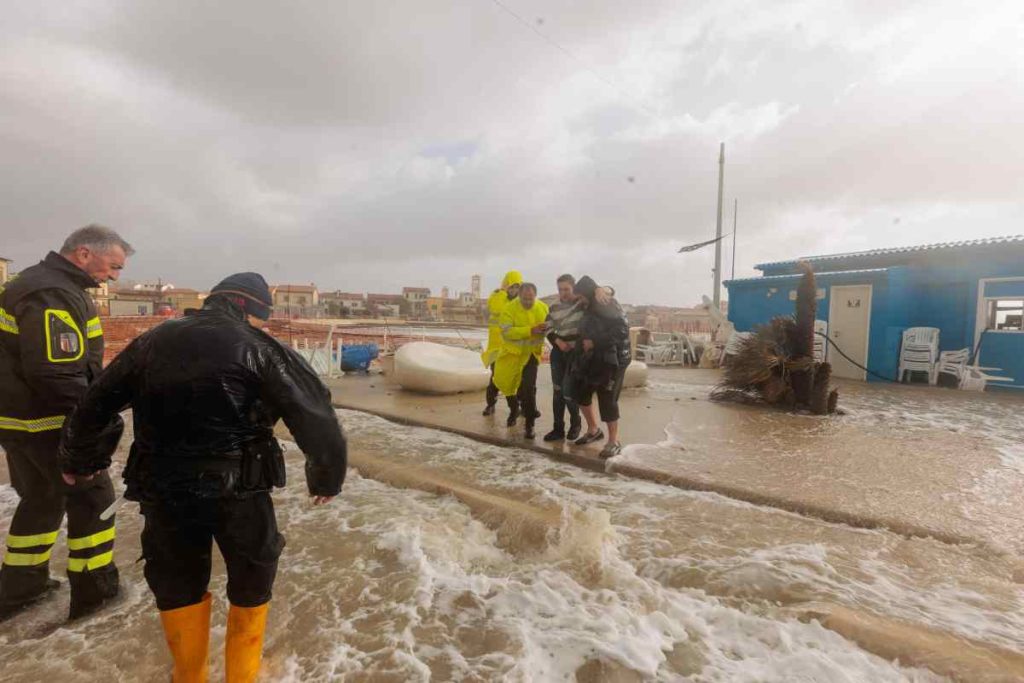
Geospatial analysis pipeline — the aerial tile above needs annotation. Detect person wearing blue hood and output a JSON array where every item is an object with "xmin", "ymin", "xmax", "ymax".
[{"xmin": 568, "ymin": 275, "xmax": 631, "ymax": 458}]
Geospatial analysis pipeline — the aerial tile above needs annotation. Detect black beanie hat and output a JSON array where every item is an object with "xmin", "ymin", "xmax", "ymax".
[
  {"xmin": 574, "ymin": 275, "xmax": 599, "ymax": 301},
  {"xmin": 210, "ymin": 272, "xmax": 273, "ymax": 320}
]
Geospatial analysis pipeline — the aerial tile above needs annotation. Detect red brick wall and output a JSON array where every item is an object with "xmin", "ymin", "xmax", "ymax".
[
  {"xmin": 100, "ymin": 316, "xmax": 171, "ymax": 364},
  {"xmin": 101, "ymin": 316, "xmax": 495, "ymax": 365}
]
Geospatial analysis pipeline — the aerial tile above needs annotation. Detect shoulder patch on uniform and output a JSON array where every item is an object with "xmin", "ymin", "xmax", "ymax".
[{"xmin": 45, "ymin": 309, "xmax": 84, "ymax": 362}]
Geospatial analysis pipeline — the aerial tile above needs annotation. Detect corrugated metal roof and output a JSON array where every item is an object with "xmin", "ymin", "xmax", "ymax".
[
  {"xmin": 726, "ymin": 268, "xmax": 889, "ymax": 285},
  {"xmin": 756, "ymin": 235, "xmax": 1024, "ymax": 270}
]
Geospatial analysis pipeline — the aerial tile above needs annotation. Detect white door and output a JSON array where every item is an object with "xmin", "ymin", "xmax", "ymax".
[{"xmin": 827, "ymin": 284, "xmax": 873, "ymax": 380}]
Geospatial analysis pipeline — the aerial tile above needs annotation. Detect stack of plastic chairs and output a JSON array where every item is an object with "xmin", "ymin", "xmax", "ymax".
[
  {"xmin": 898, "ymin": 327, "xmax": 940, "ymax": 385},
  {"xmin": 936, "ymin": 348, "xmax": 970, "ymax": 385},
  {"xmin": 937, "ymin": 347, "xmax": 1014, "ymax": 390}
]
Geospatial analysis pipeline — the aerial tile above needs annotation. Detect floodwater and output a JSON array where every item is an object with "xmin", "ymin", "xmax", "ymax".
[
  {"xmin": 2, "ymin": 402, "xmax": 1023, "ymax": 681},
  {"xmin": 615, "ymin": 376, "xmax": 1024, "ymax": 554}
]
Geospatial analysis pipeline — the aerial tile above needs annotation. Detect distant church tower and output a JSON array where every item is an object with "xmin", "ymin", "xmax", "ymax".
[
  {"xmin": 471, "ymin": 275, "xmax": 481, "ymax": 300},
  {"xmin": 441, "ymin": 286, "xmax": 450, "ymax": 300}
]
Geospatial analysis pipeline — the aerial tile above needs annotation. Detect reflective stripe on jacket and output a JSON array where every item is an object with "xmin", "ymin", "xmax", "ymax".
[{"xmin": 0, "ymin": 252, "xmax": 103, "ymax": 436}]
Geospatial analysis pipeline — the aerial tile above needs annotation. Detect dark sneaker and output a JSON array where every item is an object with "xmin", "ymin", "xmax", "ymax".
[
  {"xmin": 599, "ymin": 442, "xmax": 623, "ymax": 459},
  {"xmin": 543, "ymin": 429, "xmax": 565, "ymax": 442},
  {"xmin": 532, "ymin": 410, "xmax": 542, "ymax": 420},
  {"xmin": 524, "ymin": 425, "xmax": 536, "ymax": 439},
  {"xmin": 566, "ymin": 423, "xmax": 582, "ymax": 441},
  {"xmin": 574, "ymin": 429, "xmax": 604, "ymax": 446},
  {"xmin": 482, "ymin": 404, "xmax": 495, "ymax": 416},
  {"xmin": 0, "ymin": 578, "xmax": 61, "ymax": 623}
]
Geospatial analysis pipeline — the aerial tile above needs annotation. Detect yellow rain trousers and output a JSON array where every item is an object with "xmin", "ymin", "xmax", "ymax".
[
  {"xmin": 493, "ymin": 298, "xmax": 549, "ymax": 396},
  {"xmin": 480, "ymin": 270, "xmax": 523, "ymax": 367}
]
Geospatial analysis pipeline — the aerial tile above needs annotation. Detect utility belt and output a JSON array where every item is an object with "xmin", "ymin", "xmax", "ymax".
[{"xmin": 125, "ymin": 438, "xmax": 286, "ymax": 501}]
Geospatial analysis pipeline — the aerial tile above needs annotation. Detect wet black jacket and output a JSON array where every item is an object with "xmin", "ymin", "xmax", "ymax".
[
  {"xmin": 0, "ymin": 252, "xmax": 104, "ymax": 438},
  {"xmin": 574, "ymin": 276, "xmax": 631, "ymax": 386},
  {"xmin": 60, "ymin": 298, "xmax": 347, "ymax": 500}
]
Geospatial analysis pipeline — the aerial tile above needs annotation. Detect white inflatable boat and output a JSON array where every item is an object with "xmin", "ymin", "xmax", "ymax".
[
  {"xmin": 392, "ymin": 342, "xmax": 491, "ymax": 394},
  {"xmin": 623, "ymin": 361, "xmax": 649, "ymax": 388}
]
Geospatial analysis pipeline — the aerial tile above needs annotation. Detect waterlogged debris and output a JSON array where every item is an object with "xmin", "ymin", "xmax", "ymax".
[{"xmin": 712, "ymin": 263, "xmax": 839, "ymax": 415}]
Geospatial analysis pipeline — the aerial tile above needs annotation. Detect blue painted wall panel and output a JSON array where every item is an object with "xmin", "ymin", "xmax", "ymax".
[
  {"xmin": 725, "ymin": 248, "xmax": 1024, "ymax": 389},
  {"xmin": 984, "ymin": 280, "xmax": 1024, "ymax": 298},
  {"xmin": 976, "ymin": 333, "xmax": 1024, "ymax": 390}
]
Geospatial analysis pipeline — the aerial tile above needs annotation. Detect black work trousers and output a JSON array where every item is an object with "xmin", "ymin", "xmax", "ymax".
[
  {"xmin": 508, "ymin": 356, "xmax": 539, "ymax": 426},
  {"xmin": 549, "ymin": 346, "xmax": 580, "ymax": 432},
  {"xmin": 140, "ymin": 492, "xmax": 285, "ymax": 611},
  {"xmin": 0, "ymin": 431, "xmax": 119, "ymax": 609}
]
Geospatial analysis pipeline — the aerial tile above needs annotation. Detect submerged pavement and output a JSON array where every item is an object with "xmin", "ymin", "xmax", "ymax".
[{"xmin": 327, "ymin": 366, "xmax": 1024, "ymax": 554}]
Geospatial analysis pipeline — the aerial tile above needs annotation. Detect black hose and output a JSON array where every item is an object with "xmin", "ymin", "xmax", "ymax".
[
  {"xmin": 969, "ymin": 328, "xmax": 989, "ymax": 365},
  {"xmin": 814, "ymin": 331, "xmax": 899, "ymax": 383}
]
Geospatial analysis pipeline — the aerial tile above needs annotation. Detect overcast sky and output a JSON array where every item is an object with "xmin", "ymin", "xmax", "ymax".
[{"xmin": 2, "ymin": 1, "xmax": 1022, "ymax": 305}]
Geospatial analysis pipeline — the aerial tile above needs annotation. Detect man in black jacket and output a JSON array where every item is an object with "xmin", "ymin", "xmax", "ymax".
[
  {"xmin": 0, "ymin": 225, "xmax": 132, "ymax": 621},
  {"xmin": 570, "ymin": 275, "xmax": 631, "ymax": 457},
  {"xmin": 60, "ymin": 272, "xmax": 347, "ymax": 683}
]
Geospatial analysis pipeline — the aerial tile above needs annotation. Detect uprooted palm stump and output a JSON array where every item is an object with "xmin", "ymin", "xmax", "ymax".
[{"xmin": 711, "ymin": 262, "xmax": 839, "ymax": 415}]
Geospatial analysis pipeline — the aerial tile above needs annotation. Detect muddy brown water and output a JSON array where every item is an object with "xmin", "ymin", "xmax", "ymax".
[{"xmin": 1, "ymin": 390, "xmax": 1023, "ymax": 680}]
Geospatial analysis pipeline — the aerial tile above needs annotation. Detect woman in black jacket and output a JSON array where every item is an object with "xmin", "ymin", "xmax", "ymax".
[{"xmin": 569, "ymin": 276, "xmax": 631, "ymax": 457}]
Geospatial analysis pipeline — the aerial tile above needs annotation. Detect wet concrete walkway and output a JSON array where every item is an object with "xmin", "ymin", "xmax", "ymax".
[{"xmin": 327, "ymin": 367, "xmax": 1024, "ymax": 554}]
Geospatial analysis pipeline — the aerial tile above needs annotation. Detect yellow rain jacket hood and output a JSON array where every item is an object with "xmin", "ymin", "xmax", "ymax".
[
  {"xmin": 492, "ymin": 297, "xmax": 549, "ymax": 396},
  {"xmin": 481, "ymin": 271, "xmax": 524, "ymax": 367}
]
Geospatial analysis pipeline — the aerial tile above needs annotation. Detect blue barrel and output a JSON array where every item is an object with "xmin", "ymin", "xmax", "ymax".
[{"xmin": 340, "ymin": 343, "xmax": 379, "ymax": 372}]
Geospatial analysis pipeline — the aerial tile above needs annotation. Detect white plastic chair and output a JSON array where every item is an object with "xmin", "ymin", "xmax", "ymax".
[
  {"xmin": 898, "ymin": 327, "xmax": 940, "ymax": 385},
  {"xmin": 937, "ymin": 348, "xmax": 970, "ymax": 386},
  {"xmin": 961, "ymin": 366, "xmax": 1015, "ymax": 391},
  {"xmin": 677, "ymin": 333, "xmax": 698, "ymax": 365},
  {"xmin": 937, "ymin": 348, "xmax": 1014, "ymax": 390},
  {"xmin": 637, "ymin": 332, "xmax": 698, "ymax": 366},
  {"xmin": 635, "ymin": 341, "xmax": 674, "ymax": 366}
]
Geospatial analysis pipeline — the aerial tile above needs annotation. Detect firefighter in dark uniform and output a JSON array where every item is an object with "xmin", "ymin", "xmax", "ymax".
[
  {"xmin": 0, "ymin": 225, "xmax": 132, "ymax": 620},
  {"xmin": 60, "ymin": 272, "xmax": 347, "ymax": 683}
]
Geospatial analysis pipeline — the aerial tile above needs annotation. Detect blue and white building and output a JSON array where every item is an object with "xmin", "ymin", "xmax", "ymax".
[{"xmin": 724, "ymin": 236, "xmax": 1024, "ymax": 389}]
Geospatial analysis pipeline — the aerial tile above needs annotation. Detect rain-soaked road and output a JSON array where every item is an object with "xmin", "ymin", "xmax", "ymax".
[{"xmin": 1, "ymin": 390, "xmax": 1023, "ymax": 680}]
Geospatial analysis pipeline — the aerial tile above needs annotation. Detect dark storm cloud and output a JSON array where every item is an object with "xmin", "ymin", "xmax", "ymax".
[{"xmin": 1, "ymin": 0, "xmax": 1021, "ymax": 304}]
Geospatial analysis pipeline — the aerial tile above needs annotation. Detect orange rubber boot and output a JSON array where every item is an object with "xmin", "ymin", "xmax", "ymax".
[
  {"xmin": 225, "ymin": 602, "xmax": 270, "ymax": 683},
  {"xmin": 159, "ymin": 593, "xmax": 212, "ymax": 683}
]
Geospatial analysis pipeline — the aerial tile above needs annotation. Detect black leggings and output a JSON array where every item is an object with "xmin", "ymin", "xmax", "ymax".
[
  {"xmin": 576, "ymin": 363, "xmax": 628, "ymax": 423},
  {"xmin": 485, "ymin": 363, "xmax": 499, "ymax": 406},
  {"xmin": 141, "ymin": 493, "xmax": 285, "ymax": 610}
]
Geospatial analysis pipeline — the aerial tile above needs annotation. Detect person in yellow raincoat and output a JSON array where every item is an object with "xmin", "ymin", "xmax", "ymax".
[
  {"xmin": 481, "ymin": 270, "xmax": 523, "ymax": 416},
  {"xmin": 493, "ymin": 282, "xmax": 549, "ymax": 439}
]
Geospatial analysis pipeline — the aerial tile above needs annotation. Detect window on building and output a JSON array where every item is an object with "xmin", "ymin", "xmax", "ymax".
[
  {"xmin": 299, "ymin": 296, "xmax": 307, "ymax": 305},
  {"xmin": 987, "ymin": 299, "xmax": 1024, "ymax": 331}
]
